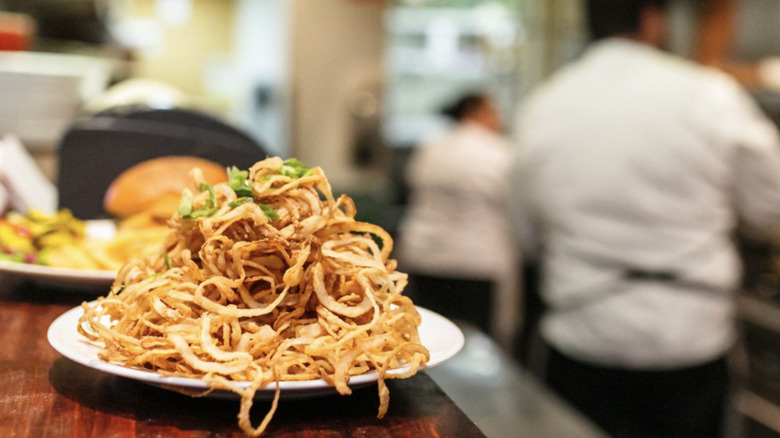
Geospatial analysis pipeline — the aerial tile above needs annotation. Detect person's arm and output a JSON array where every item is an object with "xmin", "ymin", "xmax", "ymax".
[
  {"xmin": 506, "ymin": 135, "xmax": 542, "ymax": 262},
  {"xmin": 726, "ymin": 83, "xmax": 780, "ymax": 238}
]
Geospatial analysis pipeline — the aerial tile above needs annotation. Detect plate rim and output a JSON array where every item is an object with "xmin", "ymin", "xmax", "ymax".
[{"xmin": 0, "ymin": 260, "xmax": 116, "ymax": 280}]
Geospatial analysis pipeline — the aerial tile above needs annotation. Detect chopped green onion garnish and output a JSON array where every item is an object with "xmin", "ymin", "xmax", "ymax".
[
  {"xmin": 178, "ymin": 188, "xmax": 217, "ymax": 219},
  {"xmin": 188, "ymin": 207, "xmax": 217, "ymax": 219},
  {"xmin": 259, "ymin": 204, "xmax": 280, "ymax": 220},
  {"xmin": 177, "ymin": 189, "xmax": 194, "ymax": 217},
  {"xmin": 198, "ymin": 183, "xmax": 216, "ymax": 208},
  {"xmin": 279, "ymin": 158, "xmax": 311, "ymax": 179},
  {"xmin": 228, "ymin": 197, "xmax": 277, "ymax": 220},
  {"xmin": 228, "ymin": 197, "xmax": 254, "ymax": 208},
  {"xmin": 228, "ymin": 166, "xmax": 253, "ymax": 197}
]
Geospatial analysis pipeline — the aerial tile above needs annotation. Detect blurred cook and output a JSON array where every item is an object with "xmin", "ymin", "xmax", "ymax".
[
  {"xmin": 398, "ymin": 92, "xmax": 519, "ymax": 346},
  {"xmin": 510, "ymin": 0, "xmax": 780, "ymax": 437}
]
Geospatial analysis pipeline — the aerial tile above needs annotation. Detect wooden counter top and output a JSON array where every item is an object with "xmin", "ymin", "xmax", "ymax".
[{"xmin": 0, "ymin": 278, "xmax": 485, "ymax": 437}]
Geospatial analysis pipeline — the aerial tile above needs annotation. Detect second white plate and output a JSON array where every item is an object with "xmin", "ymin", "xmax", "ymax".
[
  {"xmin": 0, "ymin": 220, "xmax": 117, "ymax": 289},
  {"xmin": 0, "ymin": 261, "xmax": 115, "ymax": 287}
]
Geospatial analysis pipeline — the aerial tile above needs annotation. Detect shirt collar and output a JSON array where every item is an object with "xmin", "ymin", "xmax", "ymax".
[{"xmin": 587, "ymin": 37, "xmax": 661, "ymax": 59}]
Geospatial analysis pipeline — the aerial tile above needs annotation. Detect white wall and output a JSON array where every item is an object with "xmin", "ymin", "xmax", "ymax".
[
  {"xmin": 231, "ymin": 0, "xmax": 291, "ymax": 157},
  {"xmin": 288, "ymin": 0, "xmax": 387, "ymax": 189}
]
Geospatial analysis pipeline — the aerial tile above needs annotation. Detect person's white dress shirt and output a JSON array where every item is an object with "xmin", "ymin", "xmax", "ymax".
[
  {"xmin": 398, "ymin": 121, "xmax": 519, "ymax": 343},
  {"xmin": 511, "ymin": 38, "xmax": 780, "ymax": 368}
]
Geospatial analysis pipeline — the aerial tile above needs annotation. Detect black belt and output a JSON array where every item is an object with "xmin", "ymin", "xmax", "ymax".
[
  {"xmin": 623, "ymin": 268, "xmax": 727, "ymax": 293},
  {"xmin": 553, "ymin": 268, "xmax": 730, "ymax": 313},
  {"xmin": 624, "ymin": 268, "xmax": 678, "ymax": 282}
]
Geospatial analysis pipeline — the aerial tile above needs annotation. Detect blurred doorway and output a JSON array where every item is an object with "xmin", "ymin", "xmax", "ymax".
[{"xmin": 383, "ymin": 0, "xmax": 527, "ymax": 150}]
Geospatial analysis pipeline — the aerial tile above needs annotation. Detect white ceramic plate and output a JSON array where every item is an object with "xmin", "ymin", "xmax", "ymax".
[
  {"xmin": 47, "ymin": 304, "xmax": 464, "ymax": 400},
  {"xmin": 0, "ymin": 220, "xmax": 117, "ymax": 289},
  {"xmin": 0, "ymin": 261, "xmax": 116, "ymax": 287}
]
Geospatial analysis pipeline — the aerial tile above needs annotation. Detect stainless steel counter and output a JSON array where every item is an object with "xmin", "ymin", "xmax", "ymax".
[{"xmin": 426, "ymin": 323, "xmax": 608, "ymax": 438}]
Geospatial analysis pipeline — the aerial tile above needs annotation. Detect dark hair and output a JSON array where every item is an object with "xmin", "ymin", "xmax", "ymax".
[
  {"xmin": 440, "ymin": 93, "xmax": 488, "ymax": 122},
  {"xmin": 586, "ymin": 0, "xmax": 668, "ymax": 40}
]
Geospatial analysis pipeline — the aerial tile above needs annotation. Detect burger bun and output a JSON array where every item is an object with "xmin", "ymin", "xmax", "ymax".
[{"xmin": 103, "ymin": 156, "xmax": 227, "ymax": 219}]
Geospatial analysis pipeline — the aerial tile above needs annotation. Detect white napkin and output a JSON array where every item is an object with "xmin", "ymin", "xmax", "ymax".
[{"xmin": 0, "ymin": 135, "xmax": 57, "ymax": 214}]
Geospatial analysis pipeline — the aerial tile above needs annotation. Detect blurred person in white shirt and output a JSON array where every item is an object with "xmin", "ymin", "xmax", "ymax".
[
  {"xmin": 510, "ymin": 0, "xmax": 780, "ymax": 437},
  {"xmin": 397, "ymin": 92, "xmax": 519, "ymax": 346}
]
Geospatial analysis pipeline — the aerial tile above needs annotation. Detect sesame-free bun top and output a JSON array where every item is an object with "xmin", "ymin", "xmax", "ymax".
[{"xmin": 103, "ymin": 156, "xmax": 227, "ymax": 219}]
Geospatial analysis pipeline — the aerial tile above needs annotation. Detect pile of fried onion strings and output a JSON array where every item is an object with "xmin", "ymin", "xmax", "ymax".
[{"xmin": 77, "ymin": 157, "xmax": 429, "ymax": 436}]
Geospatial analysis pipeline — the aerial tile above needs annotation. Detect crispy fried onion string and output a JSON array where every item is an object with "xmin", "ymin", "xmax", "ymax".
[{"xmin": 77, "ymin": 157, "xmax": 429, "ymax": 436}]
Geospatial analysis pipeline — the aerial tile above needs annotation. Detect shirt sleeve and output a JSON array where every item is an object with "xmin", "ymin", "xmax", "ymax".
[
  {"xmin": 507, "ymin": 113, "xmax": 542, "ymax": 261},
  {"xmin": 721, "ymin": 79, "xmax": 780, "ymax": 238}
]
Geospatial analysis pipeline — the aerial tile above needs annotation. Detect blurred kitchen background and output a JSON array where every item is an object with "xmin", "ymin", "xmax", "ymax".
[
  {"xmin": 6, "ymin": 1, "xmax": 780, "ymax": 436},
  {"xmin": 0, "ymin": 0, "xmax": 543, "ymax": 234},
  {"xmin": 6, "ymin": 0, "xmax": 780, "ymax": 232}
]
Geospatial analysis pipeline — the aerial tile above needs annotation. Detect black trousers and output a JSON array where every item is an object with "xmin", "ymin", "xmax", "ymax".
[
  {"xmin": 404, "ymin": 273, "xmax": 494, "ymax": 334},
  {"xmin": 545, "ymin": 347, "xmax": 731, "ymax": 438}
]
